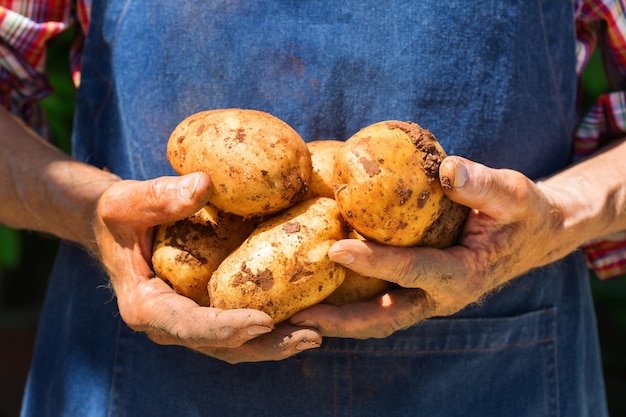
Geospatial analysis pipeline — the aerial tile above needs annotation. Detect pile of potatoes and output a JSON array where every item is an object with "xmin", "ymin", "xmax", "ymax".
[{"xmin": 152, "ymin": 108, "xmax": 469, "ymax": 323}]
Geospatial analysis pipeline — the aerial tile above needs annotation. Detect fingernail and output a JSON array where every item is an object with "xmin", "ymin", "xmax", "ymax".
[
  {"xmin": 330, "ymin": 251, "xmax": 355, "ymax": 265},
  {"xmin": 295, "ymin": 339, "xmax": 321, "ymax": 351},
  {"xmin": 454, "ymin": 160, "xmax": 469, "ymax": 188},
  {"xmin": 246, "ymin": 325, "xmax": 272, "ymax": 336},
  {"xmin": 179, "ymin": 173, "xmax": 200, "ymax": 200}
]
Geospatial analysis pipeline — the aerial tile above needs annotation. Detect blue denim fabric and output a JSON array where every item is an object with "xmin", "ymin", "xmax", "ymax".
[{"xmin": 22, "ymin": 1, "xmax": 608, "ymax": 416}]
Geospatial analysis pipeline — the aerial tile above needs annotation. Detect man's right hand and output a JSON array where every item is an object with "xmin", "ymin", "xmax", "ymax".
[{"xmin": 93, "ymin": 172, "xmax": 322, "ymax": 363}]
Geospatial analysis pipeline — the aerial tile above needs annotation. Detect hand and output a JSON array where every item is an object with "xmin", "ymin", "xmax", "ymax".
[
  {"xmin": 93, "ymin": 172, "xmax": 321, "ymax": 363},
  {"xmin": 290, "ymin": 156, "xmax": 569, "ymax": 339}
]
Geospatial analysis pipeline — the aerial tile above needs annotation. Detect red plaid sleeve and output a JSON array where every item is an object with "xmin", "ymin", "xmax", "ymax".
[
  {"xmin": 575, "ymin": 0, "xmax": 626, "ymax": 278},
  {"xmin": 0, "ymin": 0, "xmax": 88, "ymax": 138}
]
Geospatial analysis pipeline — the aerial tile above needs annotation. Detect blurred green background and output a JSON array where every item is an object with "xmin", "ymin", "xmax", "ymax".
[{"xmin": 0, "ymin": 29, "xmax": 625, "ymax": 417}]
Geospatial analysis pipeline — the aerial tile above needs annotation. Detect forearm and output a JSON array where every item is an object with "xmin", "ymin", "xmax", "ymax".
[
  {"xmin": 538, "ymin": 138, "xmax": 626, "ymax": 261},
  {"xmin": 0, "ymin": 107, "xmax": 120, "ymax": 252}
]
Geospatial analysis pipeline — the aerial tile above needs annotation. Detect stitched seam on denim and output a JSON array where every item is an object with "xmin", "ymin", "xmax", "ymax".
[
  {"xmin": 106, "ymin": 319, "xmax": 128, "ymax": 417},
  {"xmin": 333, "ymin": 351, "xmax": 338, "ymax": 417},
  {"xmin": 537, "ymin": 0, "xmax": 574, "ymax": 137},
  {"xmin": 348, "ymin": 354, "xmax": 353, "ymax": 417},
  {"xmin": 549, "ymin": 308, "xmax": 560, "ymax": 417},
  {"xmin": 318, "ymin": 337, "xmax": 557, "ymax": 355},
  {"xmin": 541, "ymin": 307, "xmax": 557, "ymax": 417},
  {"xmin": 542, "ymin": 342, "xmax": 558, "ymax": 417},
  {"xmin": 92, "ymin": 0, "xmax": 131, "ymax": 145}
]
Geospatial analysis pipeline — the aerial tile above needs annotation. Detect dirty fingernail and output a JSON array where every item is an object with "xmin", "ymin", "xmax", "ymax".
[
  {"xmin": 454, "ymin": 160, "xmax": 469, "ymax": 188},
  {"xmin": 246, "ymin": 325, "xmax": 272, "ymax": 336},
  {"xmin": 179, "ymin": 173, "xmax": 201, "ymax": 199},
  {"xmin": 295, "ymin": 339, "xmax": 321, "ymax": 351}
]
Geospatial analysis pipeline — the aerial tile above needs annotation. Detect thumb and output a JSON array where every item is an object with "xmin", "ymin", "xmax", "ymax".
[
  {"xmin": 439, "ymin": 156, "xmax": 531, "ymax": 221},
  {"xmin": 98, "ymin": 172, "xmax": 212, "ymax": 229}
]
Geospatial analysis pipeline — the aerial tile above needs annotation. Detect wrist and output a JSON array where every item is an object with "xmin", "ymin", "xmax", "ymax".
[
  {"xmin": 536, "ymin": 140, "xmax": 626, "ymax": 256},
  {"xmin": 45, "ymin": 160, "xmax": 121, "ymax": 251}
]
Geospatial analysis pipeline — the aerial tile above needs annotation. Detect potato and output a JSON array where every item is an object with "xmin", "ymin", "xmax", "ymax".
[
  {"xmin": 323, "ymin": 270, "xmax": 392, "ymax": 306},
  {"xmin": 167, "ymin": 108, "xmax": 312, "ymax": 217},
  {"xmin": 333, "ymin": 120, "xmax": 469, "ymax": 248},
  {"xmin": 151, "ymin": 205, "xmax": 257, "ymax": 306},
  {"xmin": 323, "ymin": 229, "xmax": 392, "ymax": 305},
  {"xmin": 300, "ymin": 140, "xmax": 393, "ymax": 305},
  {"xmin": 209, "ymin": 197, "xmax": 348, "ymax": 323},
  {"xmin": 304, "ymin": 139, "xmax": 344, "ymax": 199}
]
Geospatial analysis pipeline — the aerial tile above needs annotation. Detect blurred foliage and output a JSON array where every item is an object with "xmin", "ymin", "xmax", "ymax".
[
  {"xmin": 0, "ymin": 24, "xmax": 624, "ymax": 416},
  {"xmin": 581, "ymin": 47, "xmax": 612, "ymax": 114},
  {"xmin": 0, "ymin": 227, "xmax": 21, "ymax": 302},
  {"xmin": 0, "ymin": 227, "xmax": 21, "ymax": 271},
  {"xmin": 40, "ymin": 28, "xmax": 76, "ymax": 155}
]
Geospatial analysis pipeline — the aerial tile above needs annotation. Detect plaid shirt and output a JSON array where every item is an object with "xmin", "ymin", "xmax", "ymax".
[
  {"xmin": 0, "ymin": 0, "xmax": 88, "ymax": 137},
  {"xmin": 2, "ymin": 0, "xmax": 626, "ymax": 278}
]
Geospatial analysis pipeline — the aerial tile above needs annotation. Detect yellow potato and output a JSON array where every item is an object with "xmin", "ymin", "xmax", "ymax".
[
  {"xmin": 151, "ymin": 205, "xmax": 257, "ymax": 306},
  {"xmin": 333, "ymin": 120, "xmax": 469, "ymax": 248},
  {"xmin": 167, "ymin": 108, "xmax": 312, "ymax": 217},
  {"xmin": 209, "ymin": 197, "xmax": 348, "ymax": 323},
  {"xmin": 323, "ymin": 270, "xmax": 392, "ymax": 306},
  {"xmin": 304, "ymin": 139, "xmax": 345, "ymax": 199}
]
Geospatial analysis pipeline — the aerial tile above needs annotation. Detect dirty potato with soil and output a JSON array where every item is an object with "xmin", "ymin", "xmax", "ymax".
[
  {"xmin": 302, "ymin": 140, "xmax": 393, "ymax": 305},
  {"xmin": 209, "ymin": 197, "xmax": 348, "ymax": 323},
  {"xmin": 166, "ymin": 108, "xmax": 312, "ymax": 217},
  {"xmin": 158, "ymin": 111, "xmax": 467, "ymax": 317},
  {"xmin": 333, "ymin": 120, "xmax": 469, "ymax": 248},
  {"xmin": 152, "ymin": 205, "xmax": 257, "ymax": 306}
]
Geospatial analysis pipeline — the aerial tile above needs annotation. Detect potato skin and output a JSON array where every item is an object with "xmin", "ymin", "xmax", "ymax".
[
  {"xmin": 209, "ymin": 197, "xmax": 348, "ymax": 323},
  {"xmin": 151, "ymin": 205, "xmax": 256, "ymax": 306},
  {"xmin": 333, "ymin": 120, "xmax": 469, "ymax": 248},
  {"xmin": 167, "ymin": 108, "xmax": 312, "ymax": 217},
  {"xmin": 304, "ymin": 140, "xmax": 345, "ymax": 199},
  {"xmin": 323, "ymin": 270, "xmax": 392, "ymax": 306}
]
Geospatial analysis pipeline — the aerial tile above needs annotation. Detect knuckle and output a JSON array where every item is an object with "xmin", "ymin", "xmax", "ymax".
[
  {"xmin": 96, "ymin": 188, "xmax": 119, "ymax": 223},
  {"xmin": 119, "ymin": 306, "xmax": 148, "ymax": 333},
  {"xmin": 396, "ymin": 260, "xmax": 421, "ymax": 287},
  {"xmin": 149, "ymin": 177, "xmax": 169, "ymax": 201},
  {"xmin": 169, "ymin": 321, "xmax": 191, "ymax": 343},
  {"xmin": 380, "ymin": 253, "xmax": 422, "ymax": 287},
  {"xmin": 400, "ymin": 254, "xmax": 442, "ymax": 288}
]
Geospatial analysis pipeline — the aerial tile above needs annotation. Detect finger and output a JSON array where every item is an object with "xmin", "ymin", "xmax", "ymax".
[
  {"xmin": 98, "ymin": 172, "xmax": 212, "ymax": 229},
  {"xmin": 123, "ymin": 278, "xmax": 277, "ymax": 349},
  {"xmin": 290, "ymin": 288, "xmax": 434, "ymax": 339},
  {"xmin": 327, "ymin": 239, "xmax": 488, "ymax": 310},
  {"xmin": 199, "ymin": 325, "xmax": 322, "ymax": 364},
  {"xmin": 439, "ymin": 156, "xmax": 531, "ymax": 221},
  {"xmin": 145, "ymin": 305, "xmax": 277, "ymax": 349},
  {"xmin": 328, "ymin": 238, "xmax": 467, "ymax": 289}
]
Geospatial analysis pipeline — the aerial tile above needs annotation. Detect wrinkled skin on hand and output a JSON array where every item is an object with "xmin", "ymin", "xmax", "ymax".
[
  {"xmin": 93, "ymin": 172, "xmax": 321, "ymax": 363},
  {"xmin": 290, "ymin": 156, "xmax": 571, "ymax": 339}
]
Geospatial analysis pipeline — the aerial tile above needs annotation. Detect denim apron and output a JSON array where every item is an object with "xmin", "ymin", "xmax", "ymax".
[{"xmin": 21, "ymin": 1, "xmax": 608, "ymax": 416}]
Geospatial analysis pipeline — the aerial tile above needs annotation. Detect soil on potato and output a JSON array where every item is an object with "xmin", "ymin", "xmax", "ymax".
[
  {"xmin": 389, "ymin": 120, "xmax": 470, "ymax": 247},
  {"xmin": 421, "ymin": 196, "xmax": 470, "ymax": 247},
  {"xmin": 232, "ymin": 263, "xmax": 275, "ymax": 291},
  {"xmin": 390, "ymin": 121, "xmax": 443, "ymax": 183},
  {"xmin": 162, "ymin": 219, "xmax": 220, "ymax": 266}
]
